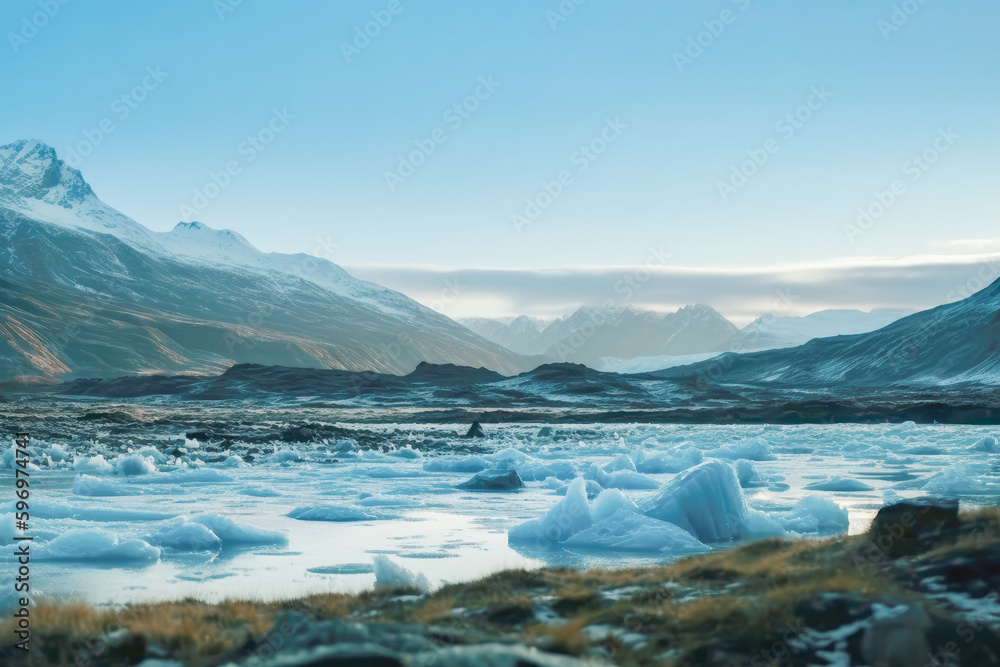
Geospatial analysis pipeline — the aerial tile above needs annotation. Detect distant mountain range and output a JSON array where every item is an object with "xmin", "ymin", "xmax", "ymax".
[
  {"xmin": 0, "ymin": 140, "xmax": 535, "ymax": 382},
  {"xmin": 464, "ymin": 306, "xmax": 916, "ymax": 371},
  {"xmin": 462, "ymin": 304, "xmax": 739, "ymax": 367},
  {"xmin": 657, "ymin": 278, "xmax": 1000, "ymax": 386}
]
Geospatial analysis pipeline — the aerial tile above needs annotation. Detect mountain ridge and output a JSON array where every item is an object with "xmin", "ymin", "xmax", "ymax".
[{"xmin": 0, "ymin": 140, "xmax": 536, "ymax": 381}]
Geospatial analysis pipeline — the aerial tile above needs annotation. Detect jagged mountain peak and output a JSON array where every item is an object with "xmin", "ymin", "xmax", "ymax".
[
  {"xmin": 0, "ymin": 139, "xmax": 95, "ymax": 207},
  {"xmin": 165, "ymin": 220, "xmax": 256, "ymax": 250}
]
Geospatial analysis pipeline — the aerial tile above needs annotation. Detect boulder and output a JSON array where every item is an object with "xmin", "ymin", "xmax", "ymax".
[
  {"xmin": 457, "ymin": 468, "xmax": 525, "ymax": 491},
  {"xmin": 866, "ymin": 497, "xmax": 959, "ymax": 558}
]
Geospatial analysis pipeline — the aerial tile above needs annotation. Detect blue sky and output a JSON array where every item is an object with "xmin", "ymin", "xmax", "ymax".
[{"xmin": 3, "ymin": 0, "xmax": 998, "ymax": 319}]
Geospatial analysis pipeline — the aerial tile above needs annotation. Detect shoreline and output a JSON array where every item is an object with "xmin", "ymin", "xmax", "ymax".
[{"xmin": 3, "ymin": 504, "xmax": 998, "ymax": 666}]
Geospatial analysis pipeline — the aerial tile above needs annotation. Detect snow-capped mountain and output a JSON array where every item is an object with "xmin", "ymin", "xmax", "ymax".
[
  {"xmin": 658, "ymin": 279, "xmax": 1000, "ymax": 386},
  {"xmin": 0, "ymin": 140, "xmax": 534, "ymax": 381},
  {"xmin": 464, "ymin": 305, "xmax": 738, "ymax": 366},
  {"xmin": 729, "ymin": 308, "xmax": 916, "ymax": 352},
  {"xmin": 459, "ymin": 315, "xmax": 563, "ymax": 356},
  {"xmin": 540, "ymin": 304, "xmax": 739, "ymax": 366}
]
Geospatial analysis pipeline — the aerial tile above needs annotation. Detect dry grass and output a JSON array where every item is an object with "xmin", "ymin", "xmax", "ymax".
[{"xmin": 8, "ymin": 506, "xmax": 997, "ymax": 666}]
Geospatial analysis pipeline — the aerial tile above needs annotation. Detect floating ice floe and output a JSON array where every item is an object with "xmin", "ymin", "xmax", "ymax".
[
  {"xmin": 921, "ymin": 462, "xmax": 1000, "ymax": 496},
  {"xmin": 584, "ymin": 462, "xmax": 659, "ymax": 490},
  {"xmin": 114, "ymin": 454, "xmax": 158, "ymax": 476},
  {"xmin": 969, "ymin": 436, "xmax": 999, "ymax": 453},
  {"xmin": 148, "ymin": 520, "xmax": 223, "ymax": 551},
  {"xmin": 286, "ymin": 506, "xmax": 389, "ymax": 522},
  {"xmin": 804, "ymin": 477, "xmax": 874, "ymax": 492},
  {"xmin": 0, "ymin": 514, "xmax": 22, "ymax": 542},
  {"xmin": 735, "ymin": 459, "xmax": 767, "ymax": 488},
  {"xmin": 603, "ymin": 454, "xmax": 637, "ymax": 473},
  {"xmin": 642, "ymin": 461, "xmax": 751, "ymax": 542},
  {"xmin": 238, "ymin": 485, "xmax": 282, "ymax": 497},
  {"xmin": 552, "ymin": 478, "xmax": 604, "ymax": 498},
  {"xmin": 222, "ymin": 455, "xmax": 248, "ymax": 468},
  {"xmin": 422, "ymin": 455, "xmax": 490, "ymax": 473},
  {"xmin": 73, "ymin": 454, "xmax": 113, "ymax": 474},
  {"xmin": 138, "ymin": 469, "xmax": 234, "ymax": 484},
  {"xmin": 73, "ymin": 474, "xmax": 131, "ymax": 496},
  {"xmin": 509, "ymin": 477, "xmax": 593, "ymax": 546},
  {"xmin": 511, "ymin": 478, "xmax": 717, "ymax": 553},
  {"xmin": 372, "ymin": 554, "xmax": 431, "ymax": 591},
  {"xmin": 262, "ymin": 449, "xmax": 304, "ymax": 464},
  {"xmin": 387, "ymin": 445, "xmax": 422, "ymax": 459},
  {"xmin": 632, "ymin": 447, "xmax": 704, "ymax": 474},
  {"xmin": 38, "ymin": 529, "xmax": 161, "ymax": 562},
  {"xmin": 188, "ymin": 514, "xmax": 287, "ymax": 545},
  {"xmin": 590, "ymin": 489, "xmax": 638, "ymax": 522},
  {"xmin": 359, "ymin": 465, "xmax": 426, "ymax": 479},
  {"xmin": 358, "ymin": 494, "xmax": 421, "ymax": 507},
  {"xmin": 564, "ymin": 509, "xmax": 709, "ymax": 554},
  {"xmin": 777, "ymin": 496, "xmax": 850, "ymax": 534},
  {"xmin": 12, "ymin": 500, "xmax": 175, "ymax": 522},
  {"xmin": 704, "ymin": 437, "xmax": 776, "ymax": 461},
  {"xmin": 484, "ymin": 448, "xmax": 577, "ymax": 481}
]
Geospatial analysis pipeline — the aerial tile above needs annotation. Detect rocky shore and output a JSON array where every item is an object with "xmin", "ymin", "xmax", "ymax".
[{"xmin": 3, "ymin": 500, "xmax": 998, "ymax": 666}]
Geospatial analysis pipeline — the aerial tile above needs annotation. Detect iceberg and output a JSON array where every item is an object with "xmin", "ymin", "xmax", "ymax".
[
  {"xmin": 73, "ymin": 475, "xmax": 130, "ymax": 497},
  {"xmin": 149, "ymin": 520, "xmax": 223, "ymax": 551},
  {"xmin": 73, "ymin": 454, "xmax": 113, "ymax": 474},
  {"xmin": 38, "ymin": 529, "xmax": 161, "ymax": 562},
  {"xmin": 632, "ymin": 447, "xmax": 703, "ymax": 474},
  {"xmin": 969, "ymin": 436, "xmax": 999, "ymax": 453},
  {"xmin": 114, "ymin": 454, "xmax": 157, "ymax": 476},
  {"xmin": 804, "ymin": 477, "xmax": 874, "ymax": 492},
  {"xmin": 589, "ymin": 489, "xmax": 638, "ymax": 523},
  {"xmin": 704, "ymin": 437, "xmax": 776, "ymax": 461},
  {"xmin": 642, "ymin": 461, "xmax": 750, "ymax": 542},
  {"xmin": 778, "ymin": 496, "xmax": 849, "ymax": 534},
  {"xmin": 286, "ymin": 506, "xmax": 387, "ymax": 522},
  {"xmin": 372, "ymin": 554, "xmax": 431, "ymax": 591},
  {"xmin": 423, "ymin": 455, "xmax": 490, "ymax": 473},
  {"xmin": 564, "ymin": 509, "xmax": 709, "ymax": 554},
  {"xmin": 584, "ymin": 463, "xmax": 659, "ymax": 490},
  {"xmin": 509, "ymin": 477, "xmax": 593, "ymax": 547},
  {"xmin": 189, "ymin": 514, "xmax": 287, "ymax": 545}
]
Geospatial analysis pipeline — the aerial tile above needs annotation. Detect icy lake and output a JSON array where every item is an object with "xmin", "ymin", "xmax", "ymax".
[{"xmin": 3, "ymin": 415, "xmax": 999, "ymax": 609}]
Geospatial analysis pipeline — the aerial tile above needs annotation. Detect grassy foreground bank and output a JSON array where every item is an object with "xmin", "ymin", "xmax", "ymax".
[{"xmin": 3, "ymin": 506, "xmax": 999, "ymax": 666}]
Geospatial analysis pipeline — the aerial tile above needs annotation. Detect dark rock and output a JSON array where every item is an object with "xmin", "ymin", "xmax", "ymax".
[
  {"xmin": 185, "ymin": 430, "xmax": 211, "ymax": 441},
  {"xmin": 457, "ymin": 468, "xmax": 524, "ymax": 491},
  {"xmin": 537, "ymin": 426, "xmax": 554, "ymax": 437},
  {"xmin": 912, "ymin": 544, "xmax": 1000, "ymax": 599},
  {"xmin": 465, "ymin": 421, "xmax": 486, "ymax": 438},
  {"xmin": 281, "ymin": 426, "xmax": 318, "ymax": 442},
  {"xmin": 79, "ymin": 411, "xmax": 142, "ymax": 423},
  {"xmin": 866, "ymin": 497, "xmax": 959, "ymax": 558},
  {"xmin": 860, "ymin": 604, "xmax": 932, "ymax": 666}
]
